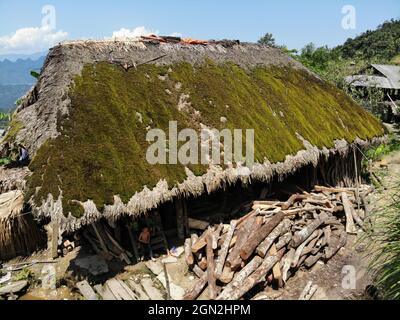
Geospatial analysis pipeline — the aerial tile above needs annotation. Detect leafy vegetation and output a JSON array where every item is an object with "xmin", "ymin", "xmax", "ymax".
[
  {"xmin": 13, "ymin": 268, "xmax": 34, "ymax": 282},
  {"xmin": 365, "ymin": 135, "xmax": 400, "ymax": 162},
  {"xmin": 337, "ymin": 19, "xmax": 400, "ymax": 61},
  {"xmin": 258, "ymin": 33, "xmax": 277, "ymax": 47},
  {"xmin": 30, "ymin": 70, "xmax": 40, "ymax": 79},
  {"xmin": 259, "ymin": 19, "xmax": 400, "ymax": 117}
]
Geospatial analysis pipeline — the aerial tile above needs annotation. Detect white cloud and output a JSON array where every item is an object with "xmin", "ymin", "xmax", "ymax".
[
  {"xmin": 169, "ymin": 32, "xmax": 182, "ymax": 37},
  {"xmin": 110, "ymin": 26, "xmax": 158, "ymax": 39},
  {"xmin": 0, "ymin": 26, "xmax": 68, "ymax": 55},
  {"xmin": 110, "ymin": 26, "xmax": 182, "ymax": 39}
]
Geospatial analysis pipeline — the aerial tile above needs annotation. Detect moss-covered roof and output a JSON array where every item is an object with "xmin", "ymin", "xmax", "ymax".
[{"xmin": 3, "ymin": 40, "xmax": 384, "ymax": 225}]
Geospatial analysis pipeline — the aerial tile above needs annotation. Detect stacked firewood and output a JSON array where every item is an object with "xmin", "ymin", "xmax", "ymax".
[{"xmin": 183, "ymin": 185, "xmax": 373, "ymax": 300}]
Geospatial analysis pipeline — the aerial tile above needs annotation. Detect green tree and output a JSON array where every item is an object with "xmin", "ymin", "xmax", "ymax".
[{"xmin": 258, "ymin": 33, "xmax": 276, "ymax": 47}]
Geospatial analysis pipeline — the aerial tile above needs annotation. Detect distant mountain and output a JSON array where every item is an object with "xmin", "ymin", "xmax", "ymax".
[
  {"xmin": 0, "ymin": 56, "xmax": 45, "ymax": 85},
  {"xmin": 0, "ymin": 51, "xmax": 47, "ymax": 62},
  {"xmin": 0, "ymin": 55, "xmax": 46, "ymax": 111},
  {"xmin": 0, "ymin": 84, "xmax": 32, "ymax": 111}
]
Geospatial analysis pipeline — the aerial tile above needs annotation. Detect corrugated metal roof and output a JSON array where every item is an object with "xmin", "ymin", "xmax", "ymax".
[
  {"xmin": 345, "ymin": 75, "xmax": 394, "ymax": 89},
  {"xmin": 371, "ymin": 64, "xmax": 400, "ymax": 88},
  {"xmin": 346, "ymin": 64, "xmax": 400, "ymax": 89}
]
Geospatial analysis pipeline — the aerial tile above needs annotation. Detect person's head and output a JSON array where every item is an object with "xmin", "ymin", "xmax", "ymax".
[{"xmin": 142, "ymin": 227, "xmax": 150, "ymax": 233}]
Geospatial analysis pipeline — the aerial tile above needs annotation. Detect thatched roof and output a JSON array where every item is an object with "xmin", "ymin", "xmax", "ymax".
[{"xmin": 1, "ymin": 39, "xmax": 384, "ymax": 233}]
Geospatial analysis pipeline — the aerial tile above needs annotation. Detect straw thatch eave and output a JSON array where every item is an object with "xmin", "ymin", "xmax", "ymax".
[{"xmin": 29, "ymin": 136, "xmax": 385, "ymax": 234}]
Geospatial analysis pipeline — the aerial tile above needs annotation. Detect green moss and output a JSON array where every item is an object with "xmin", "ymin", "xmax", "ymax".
[
  {"xmin": 26, "ymin": 61, "xmax": 384, "ymax": 217},
  {"xmin": 2, "ymin": 119, "xmax": 24, "ymax": 143}
]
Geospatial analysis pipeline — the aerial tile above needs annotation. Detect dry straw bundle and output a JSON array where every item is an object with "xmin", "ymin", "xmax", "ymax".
[{"xmin": 0, "ymin": 190, "xmax": 45, "ymax": 261}]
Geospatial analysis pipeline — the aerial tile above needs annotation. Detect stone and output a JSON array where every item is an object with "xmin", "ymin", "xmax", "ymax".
[
  {"xmin": 170, "ymin": 246, "xmax": 185, "ymax": 258},
  {"xmin": 140, "ymin": 278, "xmax": 164, "ymax": 300},
  {"xmin": 75, "ymin": 255, "xmax": 109, "ymax": 276},
  {"xmin": 156, "ymin": 273, "xmax": 185, "ymax": 300},
  {"xmin": 0, "ymin": 280, "xmax": 28, "ymax": 295},
  {"xmin": 161, "ymin": 256, "xmax": 178, "ymax": 264},
  {"xmin": 145, "ymin": 260, "xmax": 163, "ymax": 275},
  {"xmin": 41, "ymin": 265, "xmax": 57, "ymax": 290},
  {"xmin": 0, "ymin": 272, "xmax": 11, "ymax": 285},
  {"xmin": 76, "ymin": 280, "xmax": 98, "ymax": 300}
]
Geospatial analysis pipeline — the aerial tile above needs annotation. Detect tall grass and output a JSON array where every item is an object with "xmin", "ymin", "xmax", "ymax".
[{"xmin": 367, "ymin": 185, "xmax": 400, "ymax": 299}]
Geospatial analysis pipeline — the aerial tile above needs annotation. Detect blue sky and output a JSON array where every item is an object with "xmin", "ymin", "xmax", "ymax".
[{"xmin": 0, "ymin": 0, "xmax": 399, "ymax": 55}]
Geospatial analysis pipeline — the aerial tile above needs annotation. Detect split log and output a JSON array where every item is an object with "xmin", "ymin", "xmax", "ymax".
[
  {"xmin": 276, "ymin": 232, "xmax": 292, "ymax": 250},
  {"xmin": 281, "ymin": 194, "xmax": 308, "ymax": 210},
  {"xmin": 184, "ymin": 238, "xmax": 194, "ymax": 266},
  {"xmin": 190, "ymin": 233, "xmax": 199, "ymax": 246},
  {"xmin": 269, "ymin": 244, "xmax": 283, "ymax": 288},
  {"xmin": 192, "ymin": 265, "xmax": 204, "ymax": 278},
  {"xmin": 213, "ymin": 224, "xmax": 223, "ymax": 249},
  {"xmin": 360, "ymin": 192, "xmax": 370, "ymax": 218},
  {"xmin": 191, "ymin": 232, "xmax": 207, "ymax": 253},
  {"xmin": 215, "ymin": 220, "xmax": 237, "ymax": 277},
  {"xmin": 236, "ymin": 209, "xmax": 258, "ymax": 227},
  {"xmin": 302, "ymin": 230, "xmax": 322, "ymax": 256},
  {"xmin": 296, "ymin": 254, "xmax": 308, "ymax": 268},
  {"xmin": 291, "ymin": 230, "xmax": 319, "ymax": 268},
  {"xmin": 183, "ymin": 273, "xmax": 207, "ymax": 300},
  {"xmin": 240, "ymin": 211, "xmax": 285, "ymax": 261},
  {"xmin": 282, "ymin": 248, "xmax": 295, "ymax": 283},
  {"xmin": 325, "ymin": 231, "xmax": 347, "ymax": 260},
  {"xmin": 219, "ymin": 266, "xmax": 235, "ymax": 284},
  {"xmin": 291, "ymin": 218, "xmax": 325, "ymax": 248},
  {"xmin": 188, "ymin": 218, "xmax": 209, "ymax": 231},
  {"xmin": 217, "ymin": 255, "xmax": 278, "ymax": 300},
  {"xmin": 314, "ymin": 186, "xmax": 355, "ymax": 194},
  {"xmin": 253, "ymin": 200, "xmax": 282, "ymax": 206},
  {"xmin": 351, "ymin": 206, "xmax": 365, "ymax": 231},
  {"xmin": 283, "ymin": 205, "xmax": 334, "ymax": 216},
  {"xmin": 227, "ymin": 216, "xmax": 261, "ymax": 270},
  {"xmin": 198, "ymin": 257, "xmax": 207, "ymax": 271},
  {"xmin": 304, "ymin": 252, "xmax": 323, "ymax": 268},
  {"xmin": 216, "ymin": 256, "xmax": 263, "ymax": 300},
  {"xmin": 302, "ymin": 198, "xmax": 332, "ymax": 207},
  {"xmin": 256, "ymin": 219, "xmax": 291, "ymax": 257},
  {"xmin": 206, "ymin": 230, "xmax": 217, "ymax": 299},
  {"xmin": 341, "ymin": 192, "xmax": 357, "ymax": 234}
]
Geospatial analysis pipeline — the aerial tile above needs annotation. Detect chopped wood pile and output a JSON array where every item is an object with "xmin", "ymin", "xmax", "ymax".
[{"xmin": 183, "ymin": 185, "xmax": 373, "ymax": 300}]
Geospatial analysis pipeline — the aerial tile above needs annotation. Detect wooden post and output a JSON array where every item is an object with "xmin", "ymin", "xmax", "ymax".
[
  {"xmin": 175, "ymin": 198, "xmax": 185, "ymax": 240},
  {"xmin": 206, "ymin": 229, "xmax": 217, "ymax": 299},
  {"xmin": 163, "ymin": 262, "xmax": 171, "ymax": 300},
  {"xmin": 182, "ymin": 198, "xmax": 189, "ymax": 237},
  {"xmin": 341, "ymin": 192, "xmax": 357, "ymax": 234},
  {"xmin": 127, "ymin": 225, "xmax": 140, "ymax": 262},
  {"xmin": 51, "ymin": 219, "xmax": 59, "ymax": 259}
]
